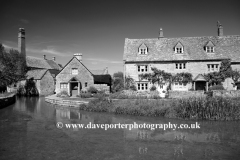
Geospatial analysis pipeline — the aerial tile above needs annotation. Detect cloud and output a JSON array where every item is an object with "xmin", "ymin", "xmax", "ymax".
[
  {"xmin": 2, "ymin": 43, "xmax": 67, "ymax": 57},
  {"xmin": 41, "ymin": 48, "xmax": 66, "ymax": 56},
  {"xmin": 85, "ymin": 58, "xmax": 122, "ymax": 64},
  {"xmin": 19, "ymin": 19, "xmax": 29, "ymax": 24},
  {"xmin": 2, "ymin": 44, "xmax": 14, "ymax": 49}
]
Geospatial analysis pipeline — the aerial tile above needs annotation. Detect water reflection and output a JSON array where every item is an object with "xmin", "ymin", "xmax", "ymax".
[{"xmin": 1, "ymin": 97, "xmax": 240, "ymax": 160}]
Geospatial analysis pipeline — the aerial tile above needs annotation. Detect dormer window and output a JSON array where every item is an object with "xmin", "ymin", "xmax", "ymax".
[
  {"xmin": 206, "ymin": 46, "xmax": 214, "ymax": 53},
  {"xmin": 175, "ymin": 47, "xmax": 183, "ymax": 53},
  {"xmin": 204, "ymin": 41, "xmax": 215, "ymax": 53},
  {"xmin": 174, "ymin": 42, "xmax": 184, "ymax": 54},
  {"xmin": 140, "ymin": 48, "xmax": 147, "ymax": 54},
  {"xmin": 138, "ymin": 43, "xmax": 148, "ymax": 55}
]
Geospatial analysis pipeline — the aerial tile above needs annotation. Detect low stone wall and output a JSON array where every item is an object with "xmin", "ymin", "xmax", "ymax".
[
  {"xmin": 0, "ymin": 94, "xmax": 16, "ymax": 109},
  {"xmin": 169, "ymin": 91, "xmax": 205, "ymax": 99},
  {"xmin": 212, "ymin": 90, "xmax": 240, "ymax": 97},
  {"xmin": 45, "ymin": 95, "xmax": 89, "ymax": 107}
]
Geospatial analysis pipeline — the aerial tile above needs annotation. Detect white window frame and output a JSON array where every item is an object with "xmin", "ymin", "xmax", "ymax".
[
  {"xmin": 71, "ymin": 68, "xmax": 78, "ymax": 75},
  {"xmin": 175, "ymin": 47, "xmax": 183, "ymax": 53},
  {"xmin": 175, "ymin": 63, "xmax": 186, "ymax": 70},
  {"xmin": 137, "ymin": 82, "xmax": 148, "ymax": 91},
  {"xmin": 137, "ymin": 65, "xmax": 148, "ymax": 73},
  {"xmin": 207, "ymin": 64, "xmax": 219, "ymax": 72},
  {"xmin": 60, "ymin": 83, "xmax": 68, "ymax": 89},
  {"xmin": 205, "ymin": 46, "xmax": 214, "ymax": 53},
  {"xmin": 174, "ymin": 82, "xmax": 187, "ymax": 89}
]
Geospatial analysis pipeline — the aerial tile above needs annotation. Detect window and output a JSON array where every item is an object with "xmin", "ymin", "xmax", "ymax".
[
  {"xmin": 137, "ymin": 83, "xmax": 148, "ymax": 91},
  {"xmin": 60, "ymin": 83, "xmax": 68, "ymax": 89},
  {"xmin": 204, "ymin": 41, "xmax": 215, "ymax": 53},
  {"xmin": 206, "ymin": 46, "xmax": 214, "ymax": 53},
  {"xmin": 174, "ymin": 82, "xmax": 187, "ymax": 89},
  {"xmin": 175, "ymin": 47, "xmax": 183, "ymax": 53},
  {"xmin": 175, "ymin": 63, "xmax": 186, "ymax": 69},
  {"xmin": 138, "ymin": 43, "xmax": 148, "ymax": 55},
  {"xmin": 72, "ymin": 68, "xmax": 78, "ymax": 75},
  {"xmin": 85, "ymin": 82, "xmax": 88, "ymax": 87},
  {"xmin": 207, "ymin": 64, "xmax": 219, "ymax": 72},
  {"xmin": 174, "ymin": 42, "xmax": 184, "ymax": 54},
  {"xmin": 137, "ymin": 65, "xmax": 148, "ymax": 72},
  {"xmin": 140, "ymin": 49, "xmax": 147, "ymax": 54}
]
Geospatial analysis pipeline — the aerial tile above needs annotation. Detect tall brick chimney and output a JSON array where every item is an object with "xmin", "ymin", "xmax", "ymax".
[
  {"xmin": 18, "ymin": 28, "xmax": 26, "ymax": 76},
  {"xmin": 74, "ymin": 53, "xmax": 82, "ymax": 62},
  {"xmin": 18, "ymin": 28, "xmax": 26, "ymax": 58},
  {"xmin": 158, "ymin": 28, "xmax": 164, "ymax": 39},
  {"xmin": 217, "ymin": 21, "xmax": 223, "ymax": 36}
]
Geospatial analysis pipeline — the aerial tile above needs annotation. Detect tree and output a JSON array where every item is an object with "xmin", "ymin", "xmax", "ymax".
[
  {"xmin": 139, "ymin": 67, "xmax": 193, "ymax": 90},
  {"xmin": 231, "ymin": 69, "xmax": 240, "ymax": 87},
  {"xmin": 204, "ymin": 59, "xmax": 234, "ymax": 87},
  {"xmin": 0, "ymin": 44, "xmax": 27, "ymax": 88},
  {"xmin": 125, "ymin": 76, "xmax": 136, "ymax": 90},
  {"xmin": 139, "ymin": 67, "xmax": 172, "ymax": 85},
  {"xmin": 112, "ymin": 71, "xmax": 124, "ymax": 92}
]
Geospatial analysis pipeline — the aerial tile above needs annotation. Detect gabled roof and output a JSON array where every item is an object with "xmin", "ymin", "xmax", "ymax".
[
  {"xmin": 91, "ymin": 67, "xmax": 108, "ymax": 75},
  {"xmin": 205, "ymin": 40, "xmax": 215, "ymax": 47},
  {"xmin": 68, "ymin": 77, "xmax": 80, "ymax": 82},
  {"xmin": 26, "ymin": 56, "xmax": 62, "ymax": 70},
  {"xmin": 124, "ymin": 35, "xmax": 240, "ymax": 62},
  {"xmin": 46, "ymin": 59, "xmax": 62, "ymax": 70},
  {"xmin": 174, "ymin": 41, "xmax": 184, "ymax": 48},
  {"xmin": 139, "ymin": 43, "xmax": 147, "ymax": 49},
  {"xmin": 57, "ymin": 57, "xmax": 94, "ymax": 77},
  {"xmin": 193, "ymin": 74, "xmax": 207, "ymax": 81},
  {"xmin": 26, "ymin": 69, "xmax": 48, "ymax": 80}
]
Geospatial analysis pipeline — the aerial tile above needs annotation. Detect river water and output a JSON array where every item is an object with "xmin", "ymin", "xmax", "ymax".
[{"xmin": 0, "ymin": 97, "xmax": 240, "ymax": 160}]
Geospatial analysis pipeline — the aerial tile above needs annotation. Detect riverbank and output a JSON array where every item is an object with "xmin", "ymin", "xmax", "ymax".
[
  {"xmin": 45, "ymin": 94, "xmax": 240, "ymax": 120},
  {"xmin": 0, "ymin": 93, "xmax": 16, "ymax": 109},
  {"xmin": 81, "ymin": 97, "xmax": 240, "ymax": 120},
  {"xmin": 45, "ymin": 94, "xmax": 89, "ymax": 107}
]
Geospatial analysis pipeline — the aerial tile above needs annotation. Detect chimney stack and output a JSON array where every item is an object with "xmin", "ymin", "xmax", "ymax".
[
  {"xmin": 217, "ymin": 21, "xmax": 223, "ymax": 36},
  {"xmin": 43, "ymin": 55, "xmax": 46, "ymax": 60},
  {"xmin": 53, "ymin": 56, "xmax": 56, "ymax": 61},
  {"xmin": 74, "ymin": 53, "xmax": 82, "ymax": 62},
  {"xmin": 18, "ymin": 28, "xmax": 26, "ymax": 57},
  {"xmin": 158, "ymin": 28, "xmax": 164, "ymax": 39}
]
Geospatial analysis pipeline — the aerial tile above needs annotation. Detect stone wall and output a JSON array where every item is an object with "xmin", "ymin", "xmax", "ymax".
[
  {"xmin": 168, "ymin": 91, "xmax": 205, "ymax": 99},
  {"xmin": 40, "ymin": 71, "xmax": 55, "ymax": 96},
  {"xmin": 56, "ymin": 58, "xmax": 94, "ymax": 94},
  {"xmin": 0, "ymin": 94, "xmax": 16, "ymax": 109},
  {"xmin": 212, "ymin": 90, "xmax": 240, "ymax": 97},
  {"xmin": 124, "ymin": 61, "xmax": 222, "ymax": 91}
]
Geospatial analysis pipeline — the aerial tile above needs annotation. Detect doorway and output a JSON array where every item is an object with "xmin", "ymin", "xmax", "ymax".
[{"xmin": 195, "ymin": 81, "xmax": 206, "ymax": 91}]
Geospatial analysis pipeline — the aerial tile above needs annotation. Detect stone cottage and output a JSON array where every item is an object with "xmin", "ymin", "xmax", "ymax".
[
  {"xmin": 55, "ymin": 53, "xmax": 111, "ymax": 96},
  {"xmin": 8, "ymin": 28, "xmax": 62, "ymax": 95},
  {"xmin": 123, "ymin": 22, "xmax": 240, "ymax": 92}
]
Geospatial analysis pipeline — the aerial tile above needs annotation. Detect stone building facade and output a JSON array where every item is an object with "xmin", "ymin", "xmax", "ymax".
[
  {"xmin": 8, "ymin": 28, "xmax": 62, "ymax": 95},
  {"xmin": 123, "ymin": 23, "xmax": 240, "ymax": 92},
  {"xmin": 55, "ymin": 54, "xmax": 111, "ymax": 96}
]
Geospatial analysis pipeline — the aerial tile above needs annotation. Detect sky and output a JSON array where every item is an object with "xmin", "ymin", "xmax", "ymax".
[{"xmin": 0, "ymin": 0, "xmax": 240, "ymax": 75}]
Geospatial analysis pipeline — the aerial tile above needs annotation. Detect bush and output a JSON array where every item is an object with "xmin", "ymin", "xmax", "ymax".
[
  {"xmin": 209, "ymin": 85, "xmax": 224, "ymax": 91},
  {"xmin": 88, "ymin": 86, "xmax": 98, "ymax": 94},
  {"xmin": 80, "ymin": 92, "xmax": 92, "ymax": 98},
  {"xmin": 56, "ymin": 90, "xmax": 69, "ymax": 97},
  {"xmin": 150, "ymin": 85, "xmax": 156, "ymax": 91},
  {"xmin": 129, "ymin": 85, "xmax": 137, "ymax": 91}
]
